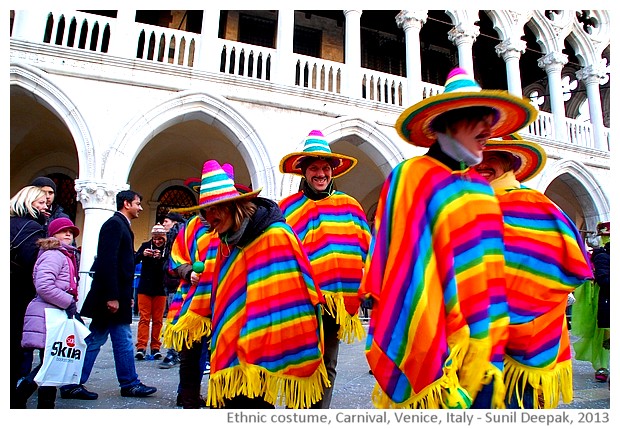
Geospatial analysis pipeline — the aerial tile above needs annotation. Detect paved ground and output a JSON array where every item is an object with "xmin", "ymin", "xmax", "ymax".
[{"xmin": 25, "ymin": 318, "xmax": 610, "ymax": 411}]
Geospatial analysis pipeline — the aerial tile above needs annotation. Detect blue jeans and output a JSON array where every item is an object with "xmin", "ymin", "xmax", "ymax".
[
  {"xmin": 505, "ymin": 383, "xmax": 535, "ymax": 409},
  {"xmin": 79, "ymin": 322, "xmax": 141, "ymax": 389}
]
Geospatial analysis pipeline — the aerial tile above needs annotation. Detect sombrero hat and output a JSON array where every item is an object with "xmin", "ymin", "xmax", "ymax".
[
  {"xmin": 184, "ymin": 163, "xmax": 252, "ymax": 194},
  {"xmin": 395, "ymin": 67, "xmax": 538, "ymax": 147},
  {"xmin": 172, "ymin": 160, "xmax": 261, "ymax": 213},
  {"xmin": 279, "ymin": 130, "xmax": 357, "ymax": 179},
  {"xmin": 484, "ymin": 133, "xmax": 547, "ymax": 182}
]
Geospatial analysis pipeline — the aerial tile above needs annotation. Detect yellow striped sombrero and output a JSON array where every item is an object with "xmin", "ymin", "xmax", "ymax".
[
  {"xmin": 396, "ymin": 68, "xmax": 538, "ymax": 147},
  {"xmin": 484, "ymin": 133, "xmax": 547, "ymax": 182}
]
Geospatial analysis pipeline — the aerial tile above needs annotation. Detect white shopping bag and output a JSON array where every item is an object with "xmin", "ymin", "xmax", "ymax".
[{"xmin": 34, "ymin": 308, "xmax": 91, "ymax": 386}]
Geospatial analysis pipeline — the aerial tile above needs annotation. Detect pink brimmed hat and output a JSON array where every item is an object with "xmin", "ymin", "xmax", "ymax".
[
  {"xmin": 173, "ymin": 160, "xmax": 261, "ymax": 213},
  {"xmin": 484, "ymin": 133, "xmax": 547, "ymax": 182},
  {"xmin": 279, "ymin": 130, "xmax": 357, "ymax": 179},
  {"xmin": 184, "ymin": 163, "xmax": 252, "ymax": 194},
  {"xmin": 395, "ymin": 67, "xmax": 538, "ymax": 147}
]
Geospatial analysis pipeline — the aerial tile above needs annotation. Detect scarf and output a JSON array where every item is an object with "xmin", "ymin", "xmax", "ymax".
[
  {"xmin": 436, "ymin": 132, "xmax": 483, "ymax": 167},
  {"xmin": 279, "ymin": 190, "xmax": 371, "ymax": 343},
  {"xmin": 207, "ymin": 221, "xmax": 328, "ymax": 409},
  {"xmin": 492, "ymin": 182, "xmax": 593, "ymax": 408},
  {"xmin": 359, "ymin": 155, "xmax": 507, "ymax": 408},
  {"xmin": 162, "ymin": 215, "xmax": 220, "ymax": 351}
]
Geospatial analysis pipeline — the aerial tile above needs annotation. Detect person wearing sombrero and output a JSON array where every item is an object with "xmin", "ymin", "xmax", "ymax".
[
  {"xmin": 279, "ymin": 130, "xmax": 371, "ymax": 408},
  {"xmin": 476, "ymin": 135, "xmax": 593, "ymax": 408},
  {"xmin": 359, "ymin": 67, "xmax": 538, "ymax": 409},
  {"xmin": 173, "ymin": 159, "xmax": 328, "ymax": 408},
  {"xmin": 161, "ymin": 163, "xmax": 246, "ymax": 407}
]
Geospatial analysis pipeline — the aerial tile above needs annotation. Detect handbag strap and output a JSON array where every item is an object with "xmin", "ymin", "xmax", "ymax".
[{"xmin": 11, "ymin": 220, "xmax": 42, "ymax": 250}]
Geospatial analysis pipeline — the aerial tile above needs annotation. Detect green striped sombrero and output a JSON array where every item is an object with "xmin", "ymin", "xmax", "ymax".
[{"xmin": 280, "ymin": 130, "xmax": 357, "ymax": 179}]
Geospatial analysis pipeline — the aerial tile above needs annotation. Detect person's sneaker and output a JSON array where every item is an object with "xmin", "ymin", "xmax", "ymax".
[
  {"xmin": 135, "ymin": 349, "xmax": 146, "ymax": 360},
  {"xmin": 159, "ymin": 355, "xmax": 178, "ymax": 369},
  {"xmin": 120, "ymin": 383, "xmax": 157, "ymax": 397},
  {"xmin": 152, "ymin": 350, "xmax": 162, "ymax": 360},
  {"xmin": 596, "ymin": 368, "xmax": 609, "ymax": 382},
  {"xmin": 59, "ymin": 384, "xmax": 99, "ymax": 400},
  {"xmin": 203, "ymin": 362, "xmax": 210, "ymax": 375}
]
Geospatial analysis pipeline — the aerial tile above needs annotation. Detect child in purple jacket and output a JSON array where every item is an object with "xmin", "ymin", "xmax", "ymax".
[{"xmin": 20, "ymin": 218, "xmax": 81, "ymax": 408}]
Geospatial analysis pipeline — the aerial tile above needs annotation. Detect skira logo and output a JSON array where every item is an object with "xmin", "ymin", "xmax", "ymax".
[
  {"xmin": 66, "ymin": 334, "xmax": 76, "ymax": 348},
  {"xmin": 51, "ymin": 339, "xmax": 82, "ymax": 360}
]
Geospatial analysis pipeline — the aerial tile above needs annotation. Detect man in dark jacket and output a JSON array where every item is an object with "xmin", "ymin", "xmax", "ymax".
[
  {"xmin": 30, "ymin": 176, "xmax": 70, "ymax": 228},
  {"xmin": 60, "ymin": 190, "xmax": 157, "ymax": 400}
]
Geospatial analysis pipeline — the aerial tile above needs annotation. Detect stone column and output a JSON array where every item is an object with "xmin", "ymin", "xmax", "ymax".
[
  {"xmin": 577, "ymin": 62, "xmax": 608, "ymax": 150},
  {"xmin": 74, "ymin": 179, "xmax": 126, "ymax": 309},
  {"xmin": 196, "ymin": 9, "xmax": 222, "ymax": 72},
  {"xmin": 495, "ymin": 38, "xmax": 527, "ymax": 96},
  {"xmin": 396, "ymin": 10, "xmax": 427, "ymax": 104},
  {"xmin": 448, "ymin": 22, "xmax": 479, "ymax": 75},
  {"xmin": 344, "ymin": 10, "xmax": 362, "ymax": 98},
  {"xmin": 275, "ymin": 9, "xmax": 295, "ymax": 85},
  {"xmin": 538, "ymin": 52, "xmax": 568, "ymax": 141},
  {"xmin": 11, "ymin": 10, "xmax": 51, "ymax": 42}
]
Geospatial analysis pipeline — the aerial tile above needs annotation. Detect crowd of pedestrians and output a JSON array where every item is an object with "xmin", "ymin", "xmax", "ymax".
[{"xmin": 10, "ymin": 67, "xmax": 606, "ymax": 410}]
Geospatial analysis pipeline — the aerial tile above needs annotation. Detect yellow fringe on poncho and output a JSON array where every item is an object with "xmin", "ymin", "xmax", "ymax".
[
  {"xmin": 370, "ymin": 345, "xmax": 473, "ymax": 409},
  {"xmin": 504, "ymin": 355, "xmax": 573, "ymax": 409},
  {"xmin": 207, "ymin": 362, "xmax": 330, "ymax": 409},
  {"xmin": 162, "ymin": 310, "xmax": 211, "ymax": 351},
  {"xmin": 323, "ymin": 292, "xmax": 365, "ymax": 343}
]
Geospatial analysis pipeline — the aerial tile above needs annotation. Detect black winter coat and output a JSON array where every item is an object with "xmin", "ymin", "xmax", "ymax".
[
  {"xmin": 10, "ymin": 214, "xmax": 47, "ymax": 312},
  {"xmin": 592, "ymin": 247, "xmax": 610, "ymax": 300},
  {"xmin": 134, "ymin": 240, "xmax": 167, "ymax": 296},
  {"xmin": 80, "ymin": 212, "xmax": 136, "ymax": 325}
]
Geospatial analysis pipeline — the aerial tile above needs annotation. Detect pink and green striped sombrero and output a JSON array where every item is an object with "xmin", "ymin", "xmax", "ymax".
[
  {"xmin": 173, "ymin": 160, "xmax": 261, "ymax": 213},
  {"xmin": 396, "ymin": 68, "xmax": 538, "ymax": 147},
  {"xmin": 484, "ymin": 133, "xmax": 547, "ymax": 182}
]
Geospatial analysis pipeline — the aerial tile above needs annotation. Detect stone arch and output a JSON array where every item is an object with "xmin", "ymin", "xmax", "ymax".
[
  {"xmin": 105, "ymin": 90, "xmax": 276, "ymax": 198},
  {"xmin": 9, "ymin": 62, "xmax": 96, "ymax": 179},
  {"xmin": 534, "ymin": 158, "xmax": 609, "ymax": 233}
]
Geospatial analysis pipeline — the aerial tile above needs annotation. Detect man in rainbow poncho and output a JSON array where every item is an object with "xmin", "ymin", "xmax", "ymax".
[
  {"xmin": 475, "ymin": 134, "xmax": 593, "ymax": 408},
  {"xmin": 161, "ymin": 211, "xmax": 219, "ymax": 408},
  {"xmin": 163, "ymin": 164, "xmax": 255, "ymax": 408},
  {"xmin": 176, "ymin": 159, "xmax": 328, "ymax": 409},
  {"xmin": 279, "ymin": 130, "xmax": 371, "ymax": 408},
  {"xmin": 360, "ymin": 67, "xmax": 538, "ymax": 409}
]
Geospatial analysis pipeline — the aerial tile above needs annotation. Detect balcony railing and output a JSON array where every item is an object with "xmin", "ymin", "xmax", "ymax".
[{"xmin": 13, "ymin": 10, "xmax": 610, "ymax": 152}]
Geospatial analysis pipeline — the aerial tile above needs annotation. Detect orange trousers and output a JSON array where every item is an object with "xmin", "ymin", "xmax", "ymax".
[{"xmin": 136, "ymin": 294, "xmax": 166, "ymax": 352}]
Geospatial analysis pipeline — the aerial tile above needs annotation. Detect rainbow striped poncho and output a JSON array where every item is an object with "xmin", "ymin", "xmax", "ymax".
[
  {"xmin": 359, "ymin": 156, "xmax": 508, "ymax": 409},
  {"xmin": 279, "ymin": 191, "xmax": 371, "ymax": 343},
  {"xmin": 492, "ymin": 173, "xmax": 593, "ymax": 408},
  {"xmin": 162, "ymin": 215, "xmax": 220, "ymax": 351},
  {"xmin": 207, "ymin": 222, "xmax": 329, "ymax": 409}
]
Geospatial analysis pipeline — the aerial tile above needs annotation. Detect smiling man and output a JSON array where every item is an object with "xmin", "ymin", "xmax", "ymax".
[{"xmin": 279, "ymin": 130, "xmax": 371, "ymax": 409}]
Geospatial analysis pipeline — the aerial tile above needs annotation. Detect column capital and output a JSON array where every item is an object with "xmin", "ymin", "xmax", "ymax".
[
  {"xmin": 495, "ymin": 39, "xmax": 527, "ymax": 60},
  {"xmin": 447, "ymin": 23, "xmax": 480, "ymax": 46},
  {"xmin": 537, "ymin": 51, "xmax": 568, "ymax": 73},
  {"xmin": 75, "ymin": 179, "xmax": 128, "ymax": 210},
  {"xmin": 576, "ymin": 61, "xmax": 609, "ymax": 84},
  {"xmin": 396, "ymin": 10, "xmax": 427, "ymax": 31},
  {"xmin": 343, "ymin": 10, "xmax": 362, "ymax": 18}
]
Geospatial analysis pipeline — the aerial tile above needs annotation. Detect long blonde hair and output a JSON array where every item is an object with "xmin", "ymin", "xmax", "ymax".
[{"xmin": 10, "ymin": 185, "xmax": 46, "ymax": 218}]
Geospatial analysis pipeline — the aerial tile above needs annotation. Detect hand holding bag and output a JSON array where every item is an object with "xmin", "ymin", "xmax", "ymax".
[{"xmin": 34, "ymin": 308, "xmax": 91, "ymax": 386}]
